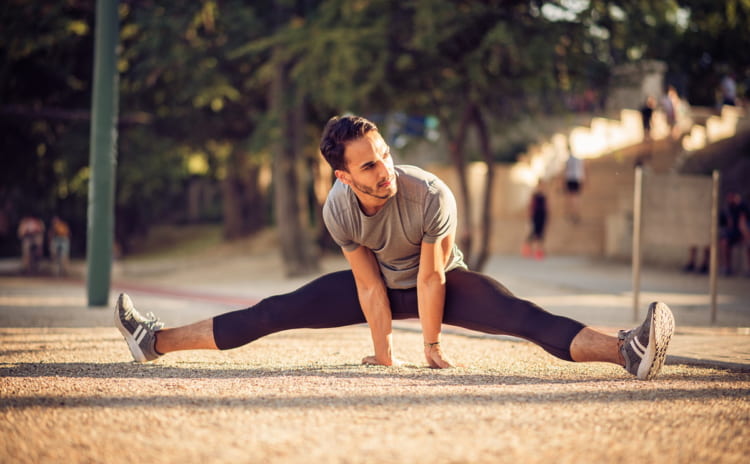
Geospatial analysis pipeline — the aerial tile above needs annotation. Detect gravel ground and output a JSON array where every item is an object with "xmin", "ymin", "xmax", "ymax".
[
  {"xmin": 2, "ymin": 326, "xmax": 748, "ymax": 464},
  {"xmin": 2, "ymin": 238, "xmax": 749, "ymax": 463}
]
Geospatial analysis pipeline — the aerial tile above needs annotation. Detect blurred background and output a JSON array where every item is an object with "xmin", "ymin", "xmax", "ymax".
[{"xmin": 1, "ymin": 0, "xmax": 749, "ymax": 276}]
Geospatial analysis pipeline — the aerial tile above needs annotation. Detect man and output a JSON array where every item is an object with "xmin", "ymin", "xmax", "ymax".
[
  {"xmin": 116, "ymin": 115, "xmax": 674, "ymax": 380},
  {"xmin": 563, "ymin": 147, "xmax": 585, "ymax": 223},
  {"xmin": 17, "ymin": 215, "xmax": 44, "ymax": 274},
  {"xmin": 49, "ymin": 216, "xmax": 71, "ymax": 276},
  {"xmin": 639, "ymin": 96, "xmax": 656, "ymax": 142},
  {"xmin": 521, "ymin": 179, "xmax": 547, "ymax": 261},
  {"xmin": 719, "ymin": 192, "xmax": 750, "ymax": 276},
  {"xmin": 720, "ymin": 73, "xmax": 737, "ymax": 107}
]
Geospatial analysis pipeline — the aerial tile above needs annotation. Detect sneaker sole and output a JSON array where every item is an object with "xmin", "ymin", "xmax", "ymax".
[
  {"xmin": 113, "ymin": 296, "xmax": 148, "ymax": 363},
  {"xmin": 637, "ymin": 302, "xmax": 675, "ymax": 380}
]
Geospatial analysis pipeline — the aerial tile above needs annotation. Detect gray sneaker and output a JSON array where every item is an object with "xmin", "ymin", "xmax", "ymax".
[
  {"xmin": 619, "ymin": 301, "xmax": 675, "ymax": 380},
  {"xmin": 114, "ymin": 293, "xmax": 164, "ymax": 362}
]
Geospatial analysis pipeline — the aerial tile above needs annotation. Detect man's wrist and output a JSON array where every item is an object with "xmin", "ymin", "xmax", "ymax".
[{"xmin": 373, "ymin": 344, "xmax": 393, "ymax": 363}]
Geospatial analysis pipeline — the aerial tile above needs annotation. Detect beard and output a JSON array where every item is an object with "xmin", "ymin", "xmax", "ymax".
[{"xmin": 350, "ymin": 176, "xmax": 397, "ymax": 200}]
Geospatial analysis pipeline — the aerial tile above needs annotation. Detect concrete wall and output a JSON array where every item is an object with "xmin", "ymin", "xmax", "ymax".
[
  {"xmin": 642, "ymin": 173, "xmax": 714, "ymax": 246},
  {"xmin": 605, "ymin": 172, "xmax": 716, "ymax": 266},
  {"xmin": 606, "ymin": 60, "xmax": 667, "ymax": 113},
  {"xmin": 425, "ymin": 106, "xmax": 743, "ymax": 265}
]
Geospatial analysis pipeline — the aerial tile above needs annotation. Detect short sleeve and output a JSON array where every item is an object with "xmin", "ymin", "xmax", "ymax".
[
  {"xmin": 322, "ymin": 188, "xmax": 360, "ymax": 252},
  {"xmin": 422, "ymin": 179, "xmax": 458, "ymax": 244}
]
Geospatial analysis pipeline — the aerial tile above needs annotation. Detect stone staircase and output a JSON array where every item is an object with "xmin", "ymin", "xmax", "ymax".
[
  {"xmin": 541, "ymin": 138, "xmax": 681, "ymax": 256},
  {"xmin": 482, "ymin": 137, "xmax": 680, "ymax": 256},
  {"xmin": 486, "ymin": 107, "xmax": 749, "ymax": 259},
  {"xmin": 429, "ymin": 105, "xmax": 749, "ymax": 261}
]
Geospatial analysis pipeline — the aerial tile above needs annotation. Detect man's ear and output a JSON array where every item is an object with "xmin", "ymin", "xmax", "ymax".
[{"xmin": 334, "ymin": 169, "xmax": 351, "ymax": 186}]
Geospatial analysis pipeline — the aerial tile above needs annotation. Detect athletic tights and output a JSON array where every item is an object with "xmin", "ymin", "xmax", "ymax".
[{"xmin": 213, "ymin": 268, "xmax": 585, "ymax": 361}]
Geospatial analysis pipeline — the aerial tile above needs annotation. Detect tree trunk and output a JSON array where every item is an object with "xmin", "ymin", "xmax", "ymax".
[
  {"xmin": 446, "ymin": 103, "xmax": 474, "ymax": 261},
  {"xmin": 467, "ymin": 105, "xmax": 494, "ymax": 271},
  {"xmin": 311, "ymin": 156, "xmax": 336, "ymax": 251},
  {"xmin": 221, "ymin": 150, "xmax": 267, "ymax": 240},
  {"xmin": 221, "ymin": 174, "xmax": 243, "ymax": 239},
  {"xmin": 441, "ymin": 102, "xmax": 495, "ymax": 272},
  {"xmin": 270, "ymin": 54, "xmax": 319, "ymax": 276}
]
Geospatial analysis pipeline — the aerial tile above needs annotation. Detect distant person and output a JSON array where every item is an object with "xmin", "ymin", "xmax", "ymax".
[
  {"xmin": 49, "ymin": 216, "xmax": 71, "ymax": 276},
  {"xmin": 682, "ymin": 245, "xmax": 709, "ymax": 274},
  {"xmin": 115, "ymin": 115, "xmax": 675, "ymax": 381},
  {"xmin": 660, "ymin": 88, "xmax": 675, "ymax": 130},
  {"xmin": 563, "ymin": 146, "xmax": 585, "ymax": 223},
  {"xmin": 634, "ymin": 95, "xmax": 656, "ymax": 168},
  {"xmin": 640, "ymin": 96, "xmax": 656, "ymax": 141},
  {"xmin": 661, "ymin": 86, "xmax": 685, "ymax": 139},
  {"xmin": 17, "ymin": 215, "xmax": 44, "ymax": 274},
  {"xmin": 522, "ymin": 180, "xmax": 548, "ymax": 260},
  {"xmin": 719, "ymin": 192, "xmax": 750, "ymax": 276},
  {"xmin": 720, "ymin": 73, "xmax": 737, "ymax": 107}
]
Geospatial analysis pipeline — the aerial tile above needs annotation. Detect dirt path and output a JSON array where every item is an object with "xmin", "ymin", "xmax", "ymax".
[
  {"xmin": 2, "ymin": 231, "xmax": 749, "ymax": 463},
  {"xmin": 2, "ymin": 326, "xmax": 748, "ymax": 464}
]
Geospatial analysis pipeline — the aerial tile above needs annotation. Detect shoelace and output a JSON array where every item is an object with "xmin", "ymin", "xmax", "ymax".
[
  {"xmin": 142, "ymin": 312, "xmax": 165, "ymax": 331},
  {"xmin": 124, "ymin": 304, "xmax": 165, "ymax": 331}
]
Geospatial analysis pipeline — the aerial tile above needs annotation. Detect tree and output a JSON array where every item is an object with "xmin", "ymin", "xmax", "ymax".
[
  {"xmin": 118, "ymin": 1, "xmax": 275, "ymax": 244},
  {"xmin": 384, "ymin": 1, "xmax": 573, "ymax": 270},
  {"xmin": 671, "ymin": 0, "xmax": 750, "ymax": 104},
  {"xmin": 0, "ymin": 1, "xmax": 96, "ymax": 255},
  {"xmin": 4, "ymin": 0, "xmax": 747, "ymax": 268}
]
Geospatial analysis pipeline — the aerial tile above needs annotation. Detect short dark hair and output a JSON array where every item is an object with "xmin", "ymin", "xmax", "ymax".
[{"xmin": 319, "ymin": 115, "xmax": 378, "ymax": 172}]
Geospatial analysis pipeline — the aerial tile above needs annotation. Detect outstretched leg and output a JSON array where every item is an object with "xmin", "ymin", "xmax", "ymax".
[
  {"xmin": 212, "ymin": 270, "xmax": 364, "ymax": 350},
  {"xmin": 427, "ymin": 269, "xmax": 673, "ymax": 379},
  {"xmin": 569, "ymin": 327, "xmax": 621, "ymax": 364},
  {"xmin": 156, "ymin": 319, "xmax": 216, "ymax": 353},
  {"xmin": 116, "ymin": 271, "xmax": 366, "ymax": 361},
  {"xmin": 440, "ymin": 268, "xmax": 586, "ymax": 361}
]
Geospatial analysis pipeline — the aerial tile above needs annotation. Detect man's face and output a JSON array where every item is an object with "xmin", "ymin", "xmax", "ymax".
[{"xmin": 337, "ymin": 130, "xmax": 396, "ymax": 202}]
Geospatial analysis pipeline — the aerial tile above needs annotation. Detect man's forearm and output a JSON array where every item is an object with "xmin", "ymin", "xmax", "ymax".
[
  {"xmin": 342, "ymin": 246, "xmax": 396, "ymax": 364},
  {"xmin": 357, "ymin": 285, "xmax": 394, "ymax": 362},
  {"xmin": 417, "ymin": 272, "xmax": 446, "ymax": 343}
]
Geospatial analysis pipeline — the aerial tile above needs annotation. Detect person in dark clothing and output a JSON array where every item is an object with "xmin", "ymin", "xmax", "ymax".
[
  {"xmin": 640, "ymin": 96, "xmax": 656, "ymax": 141},
  {"xmin": 522, "ymin": 180, "xmax": 548, "ymax": 260},
  {"xmin": 720, "ymin": 192, "xmax": 750, "ymax": 275}
]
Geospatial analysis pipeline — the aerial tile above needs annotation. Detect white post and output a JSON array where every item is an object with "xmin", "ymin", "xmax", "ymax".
[
  {"xmin": 709, "ymin": 170, "xmax": 720, "ymax": 323},
  {"xmin": 632, "ymin": 167, "xmax": 643, "ymax": 322}
]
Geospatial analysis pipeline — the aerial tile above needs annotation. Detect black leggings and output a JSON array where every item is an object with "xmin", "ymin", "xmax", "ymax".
[{"xmin": 213, "ymin": 268, "xmax": 585, "ymax": 361}]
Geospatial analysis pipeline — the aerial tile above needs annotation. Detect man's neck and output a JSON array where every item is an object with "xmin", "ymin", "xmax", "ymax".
[{"xmin": 355, "ymin": 193, "xmax": 390, "ymax": 216}]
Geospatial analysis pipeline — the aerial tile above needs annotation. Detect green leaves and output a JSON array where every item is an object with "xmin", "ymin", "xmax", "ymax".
[{"xmin": 2, "ymin": 0, "xmax": 749, "ymax": 257}]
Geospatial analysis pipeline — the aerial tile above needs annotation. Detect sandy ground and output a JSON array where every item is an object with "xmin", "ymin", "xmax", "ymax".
[
  {"xmin": 1, "ymin": 325, "xmax": 749, "ymax": 464},
  {"xmin": 2, "ymin": 235, "xmax": 749, "ymax": 463}
]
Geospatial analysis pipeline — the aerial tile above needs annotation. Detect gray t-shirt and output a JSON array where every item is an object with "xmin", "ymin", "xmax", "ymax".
[{"xmin": 323, "ymin": 165, "xmax": 467, "ymax": 289}]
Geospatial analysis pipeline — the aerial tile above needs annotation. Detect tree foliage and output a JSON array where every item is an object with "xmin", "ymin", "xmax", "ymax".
[{"xmin": 1, "ymin": 0, "xmax": 748, "ymax": 268}]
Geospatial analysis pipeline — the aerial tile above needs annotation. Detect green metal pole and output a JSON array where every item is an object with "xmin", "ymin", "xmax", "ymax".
[{"xmin": 86, "ymin": 0, "xmax": 119, "ymax": 307}]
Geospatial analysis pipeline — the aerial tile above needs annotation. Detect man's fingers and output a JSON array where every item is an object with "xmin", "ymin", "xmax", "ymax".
[
  {"xmin": 361, "ymin": 355, "xmax": 405, "ymax": 367},
  {"xmin": 424, "ymin": 346, "xmax": 457, "ymax": 369}
]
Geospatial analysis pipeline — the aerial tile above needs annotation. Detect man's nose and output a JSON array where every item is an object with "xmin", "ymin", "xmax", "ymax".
[{"xmin": 375, "ymin": 159, "xmax": 392, "ymax": 177}]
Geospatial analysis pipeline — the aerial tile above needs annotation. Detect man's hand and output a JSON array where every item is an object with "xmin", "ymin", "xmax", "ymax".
[
  {"xmin": 361, "ymin": 355, "xmax": 404, "ymax": 367},
  {"xmin": 424, "ymin": 343, "xmax": 456, "ymax": 369},
  {"xmin": 343, "ymin": 246, "xmax": 395, "ymax": 366},
  {"xmin": 417, "ymin": 236, "xmax": 455, "ymax": 369}
]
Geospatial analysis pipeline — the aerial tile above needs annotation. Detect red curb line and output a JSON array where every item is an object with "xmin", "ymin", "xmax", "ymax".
[
  {"xmin": 112, "ymin": 281, "xmax": 261, "ymax": 307},
  {"xmin": 22, "ymin": 275, "xmax": 262, "ymax": 308}
]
